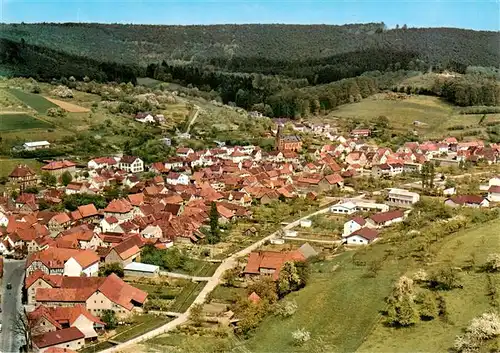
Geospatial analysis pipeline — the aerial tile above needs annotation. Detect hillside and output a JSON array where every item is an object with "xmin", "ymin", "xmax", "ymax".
[{"xmin": 1, "ymin": 23, "xmax": 498, "ymax": 80}]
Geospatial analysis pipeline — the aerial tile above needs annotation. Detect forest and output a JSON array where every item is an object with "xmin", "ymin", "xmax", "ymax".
[{"xmin": 1, "ymin": 22, "xmax": 499, "ymax": 117}]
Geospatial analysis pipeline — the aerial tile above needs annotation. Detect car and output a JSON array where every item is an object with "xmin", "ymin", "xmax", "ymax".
[{"xmin": 6, "ymin": 283, "xmax": 12, "ymax": 290}]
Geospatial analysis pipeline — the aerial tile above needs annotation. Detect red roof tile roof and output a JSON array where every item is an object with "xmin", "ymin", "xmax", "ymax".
[
  {"xmin": 369, "ymin": 210, "xmax": 404, "ymax": 224},
  {"xmin": 33, "ymin": 327, "xmax": 84, "ymax": 348},
  {"xmin": 347, "ymin": 227, "xmax": 379, "ymax": 241},
  {"xmin": 41, "ymin": 160, "xmax": 76, "ymax": 171},
  {"xmin": 104, "ymin": 198, "xmax": 132, "ymax": 213},
  {"xmin": 244, "ymin": 250, "xmax": 306, "ymax": 280},
  {"xmin": 9, "ymin": 164, "xmax": 36, "ymax": 178}
]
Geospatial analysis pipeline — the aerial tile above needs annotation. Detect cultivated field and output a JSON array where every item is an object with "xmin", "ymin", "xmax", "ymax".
[
  {"xmin": 5, "ymin": 88, "xmax": 57, "ymax": 113},
  {"xmin": 45, "ymin": 97, "xmax": 90, "ymax": 112},
  {"xmin": 0, "ymin": 113, "xmax": 53, "ymax": 131}
]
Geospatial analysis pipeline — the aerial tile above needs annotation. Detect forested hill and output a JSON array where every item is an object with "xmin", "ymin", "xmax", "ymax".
[{"xmin": 0, "ymin": 22, "xmax": 498, "ymax": 74}]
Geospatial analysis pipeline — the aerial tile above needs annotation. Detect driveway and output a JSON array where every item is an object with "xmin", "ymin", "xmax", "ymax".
[{"xmin": 1, "ymin": 259, "xmax": 26, "ymax": 353}]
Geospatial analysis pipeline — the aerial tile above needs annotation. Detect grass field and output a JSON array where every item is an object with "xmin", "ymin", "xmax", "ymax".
[
  {"xmin": 329, "ymin": 94, "xmax": 499, "ymax": 139},
  {"xmin": 6, "ymin": 88, "xmax": 57, "ymax": 113},
  {"xmin": 210, "ymin": 285, "xmax": 246, "ymax": 304},
  {"xmin": 112, "ymin": 315, "xmax": 171, "ymax": 343},
  {"xmin": 357, "ymin": 219, "xmax": 500, "ymax": 353},
  {"xmin": 0, "ymin": 113, "xmax": 53, "ymax": 131},
  {"xmin": 169, "ymin": 282, "xmax": 205, "ymax": 313},
  {"xmin": 0, "ymin": 158, "xmax": 43, "ymax": 177},
  {"xmin": 146, "ymin": 333, "xmax": 236, "ymax": 353}
]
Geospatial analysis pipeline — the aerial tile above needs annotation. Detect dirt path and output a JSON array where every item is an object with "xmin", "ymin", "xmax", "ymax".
[{"xmin": 44, "ymin": 97, "xmax": 90, "ymax": 112}]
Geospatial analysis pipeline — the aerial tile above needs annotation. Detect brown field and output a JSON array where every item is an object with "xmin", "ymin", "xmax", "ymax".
[{"xmin": 45, "ymin": 97, "xmax": 90, "ymax": 113}]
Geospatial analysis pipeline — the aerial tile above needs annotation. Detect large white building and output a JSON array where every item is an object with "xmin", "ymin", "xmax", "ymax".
[
  {"xmin": 23, "ymin": 141, "xmax": 50, "ymax": 151},
  {"xmin": 387, "ymin": 188, "xmax": 420, "ymax": 206}
]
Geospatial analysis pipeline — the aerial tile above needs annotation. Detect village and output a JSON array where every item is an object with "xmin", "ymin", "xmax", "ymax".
[{"xmin": 1, "ymin": 119, "xmax": 499, "ymax": 353}]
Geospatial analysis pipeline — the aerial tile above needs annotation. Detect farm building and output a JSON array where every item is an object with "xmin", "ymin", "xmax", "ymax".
[
  {"xmin": 23, "ymin": 141, "xmax": 50, "ymax": 151},
  {"xmin": 124, "ymin": 262, "xmax": 160, "ymax": 277}
]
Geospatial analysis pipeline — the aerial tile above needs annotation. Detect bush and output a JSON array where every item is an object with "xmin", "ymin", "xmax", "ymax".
[
  {"xmin": 428, "ymin": 267, "xmax": 462, "ymax": 290},
  {"xmin": 101, "ymin": 310, "xmax": 118, "ymax": 329},
  {"xmin": 484, "ymin": 254, "xmax": 500, "ymax": 273},
  {"xmin": 275, "ymin": 300, "xmax": 298, "ymax": 318},
  {"xmin": 98, "ymin": 263, "xmax": 124, "ymax": 278},
  {"xmin": 386, "ymin": 295, "xmax": 419, "ymax": 327},
  {"xmin": 454, "ymin": 312, "xmax": 500, "ymax": 353},
  {"xmin": 291, "ymin": 328, "xmax": 311, "ymax": 346},
  {"xmin": 415, "ymin": 291, "xmax": 438, "ymax": 321}
]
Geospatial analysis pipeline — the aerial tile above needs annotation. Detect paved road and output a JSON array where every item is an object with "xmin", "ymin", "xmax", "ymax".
[{"xmin": 1, "ymin": 259, "xmax": 26, "ymax": 353}]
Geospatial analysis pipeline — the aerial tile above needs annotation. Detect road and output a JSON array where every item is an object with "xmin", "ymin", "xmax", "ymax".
[
  {"xmin": 159, "ymin": 271, "xmax": 211, "ymax": 282},
  {"xmin": 185, "ymin": 105, "xmax": 201, "ymax": 134},
  {"xmin": 1, "ymin": 259, "xmax": 26, "ymax": 353}
]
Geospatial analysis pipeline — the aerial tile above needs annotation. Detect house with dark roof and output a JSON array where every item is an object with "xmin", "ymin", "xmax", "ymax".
[
  {"xmin": 32, "ymin": 326, "xmax": 85, "ymax": 353},
  {"xmin": 41, "ymin": 160, "xmax": 76, "ymax": 177},
  {"xmin": 343, "ymin": 216, "xmax": 366, "ymax": 237},
  {"xmin": 9, "ymin": 164, "xmax": 38, "ymax": 191},
  {"xmin": 366, "ymin": 210, "xmax": 405, "ymax": 228},
  {"xmin": 344, "ymin": 227, "xmax": 379, "ymax": 245},
  {"xmin": 243, "ymin": 250, "xmax": 306, "ymax": 280},
  {"xmin": 119, "ymin": 156, "xmax": 144, "ymax": 173},
  {"xmin": 444, "ymin": 195, "xmax": 490, "ymax": 208}
]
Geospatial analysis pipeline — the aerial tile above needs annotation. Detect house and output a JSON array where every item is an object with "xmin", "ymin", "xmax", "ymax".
[
  {"xmin": 318, "ymin": 173, "xmax": 344, "ymax": 191},
  {"xmin": 176, "ymin": 147, "xmax": 194, "ymax": 158},
  {"xmin": 135, "ymin": 113, "xmax": 155, "ymax": 123},
  {"xmin": 9, "ymin": 164, "xmax": 38, "ymax": 191},
  {"xmin": 166, "ymin": 172, "xmax": 190, "ymax": 186},
  {"xmin": 26, "ymin": 248, "xmax": 100, "ymax": 277},
  {"xmin": 87, "ymin": 157, "xmax": 117, "ymax": 170},
  {"xmin": 330, "ymin": 201, "xmax": 357, "ymax": 215},
  {"xmin": 343, "ymin": 216, "xmax": 366, "ymax": 237},
  {"xmin": 119, "ymin": 156, "xmax": 144, "ymax": 173},
  {"xmin": 123, "ymin": 262, "xmax": 159, "ymax": 277},
  {"xmin": 34, "ymin": 274, "xmax": 148, "ymax": 318},
  {"xmin": 42, "ymin": 160, "xmax": 76, "ymax": 177},
  {"xmin": 372, "ymin": 163, "xmax": 404, "ymax": 178},
  {"xmin": 243, "ymin": 250, "xmax": 306, "ymax": 280},
  {"xmin": 275, "ymin": 125, "xmax": 302, "ymax": 152},
  {"xmin": 140, "ymin": 225, "xmax": 162, "ymax": 238},
  {"xmin": 488, "ymin": 185, "xmax": 500, "ymax": 202},
  {"xmin": 28, "ymin": 305, "xmax": 105, "ymax": 342},
  {"xmin": 444, "ymin": 195, "xmax": 490, "ymax": 208},
  {"xmin": 388, "ymin": 188, "xmax": 420, "ymax": 206},
  {"xmin": 104, "ymin": 236, "xmax": 142, "ymax": 267},
  {"xmin": 32, "ymin": 326, "xmax": 85, "ymax": 353},
  {"xmin": 23, "ymin": 140, "xmax": 51, "ymax": 151},
  {"xmin": 366, "ymin": 210, "xmax": 405, "ymax": 228},
  {"xmin": 345, "ymin": 227, "xmax": 379, "ymax": 245},
  {"xmin": 65, "ymin": 182, "xmax": 88, "ymax": 195},
  {"xmin": 103, "ymin": 199, "xmax": 133, "ymax": 221},
  {"xmin": 350, "ymin": 129, "xmax": 371, "ymax": 137},
  {"xmin": 48, "ymin": 213, "xmax": 72, "ymax": 233}
]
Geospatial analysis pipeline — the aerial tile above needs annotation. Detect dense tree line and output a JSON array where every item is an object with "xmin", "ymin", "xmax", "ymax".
[
  {"xmin": 1, "ymin": 23, "xmax": 497, "ymax": 70},
  {"xmin": 432, "ymin": 75, "xmax": 500, "ymax": 106},
  {"xmin": 0, "ymin": 38, "xmax": 142, "ymax": 83}
]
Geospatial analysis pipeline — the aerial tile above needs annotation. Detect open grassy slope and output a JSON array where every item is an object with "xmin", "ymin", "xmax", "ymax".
[
  {"xmin": 330, "ymin": 94, "xmax": 500, "ymax": 139},
  {"xmin": 241, "ymin": 218, "xmax": 500, "ymax": 353},
  {"xmin": 0, "ymin": 113, "xmax": 53, "ymax": 131},
  {"xmin": 358, "ymin": 219, "xmax": 500, "ymax": 353}
]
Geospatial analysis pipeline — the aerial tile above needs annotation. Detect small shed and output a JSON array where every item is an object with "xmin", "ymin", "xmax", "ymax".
[
  {"xmin": 284, "ymin": 230, "xmax": 298, "ymax": 237},
  {"xmin": 270, "ymin": 238, "xmax": 285, "ymax": 245},
  {"xmin": 300, "ymin": 219, "xmax": 312, "ymax": 228},
  {"xmin": 124, "ymin": 262, "xmax": 160, "ymax": 277}
]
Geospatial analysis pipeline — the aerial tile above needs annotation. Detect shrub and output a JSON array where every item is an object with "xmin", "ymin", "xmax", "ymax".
[
  {"xmin": 386, "ymin": 295, "xmax": 419, "ymax": 327},
  {"xmin": 484, "ymin": 253, "xmax": 500, "ymax": 272},
  {"xmin": 275, "ymin": 300, "xmax": 298, "ymax": 318},
  {"xmin": 291, "ymin": 328, "xmax": 311, "ymax": 346},
  {"xmin": 190, "ymin": 303, "xmax": 204, "ymax": 327},
  {"xmin": 415, "ymin": 291, "xmax": 438, "ymax": 321},
  {"xmin": 393, "ymin": 275, "xmax": 415, "ymax": 301},
  {"xmin": 98, "ymin": 262, "xmax": 124, "ymax": 278},
  {"xmin": 101, "ymin": 310, "xmax": 118, "ymax": 329},
  {"xmin": 428, "ymin": 267, "xmax": 462, "ymax": 290},
  {"xmin": 454, "ymin": 312, "xmax": 500, "ymax": 353},
  {"xmin": 412, "ymin": 269, "xmax": 429, "ymax": 283}
]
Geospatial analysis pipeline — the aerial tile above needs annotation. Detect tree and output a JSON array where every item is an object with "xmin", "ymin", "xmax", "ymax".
[
  {"xmin": 0, "ymin": 176, "xmax": 8, "ymax": 185},
  {"xmin": 386, "ymin": 295, "xmax": 419, "ymax": 327},
  {"xmin": 278, "ymin": 261, "xmax": 302, "ymax": 297},
  {"xmin": 275, "ymin": 300, "xmax": 298, "ymax": 318},
  {"xmin": 429, "ymin": 267, "xmax": 462, "ymax": 290},
  {"xmin": 12, "ymin": 309, "xmax": 36, "ymax": 352},
  {"xmin": 291, "ymin": 328, "xmax": 311, "ymax": 345},
  {"xmin": 98, "ymin": 262, "xmax": 124, "ymax": 278},
  {"xmin": 61, "ymin": 171, "xmax": 73, "ymax": 186},
  {"xmin": 247, "ymin": 276, "xmax": 278, "ymax": 305},
  {"xmin": 41, "ymin": 172, "xmax": 57, "ymax": 186},
  {"xmin": 208, "ymin": 201, "xmax": 220, "ymax": 244},
  {"xmin": 416, "ymin": 291, "xmax": 438, "ymax": 320},
  {"xmin": 190, "ymin": 303, "xmax": 204, "ymax": 327},
  {"xmin": 101, "ymin": 310, "xmax": 118, "ymax": 329}
]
